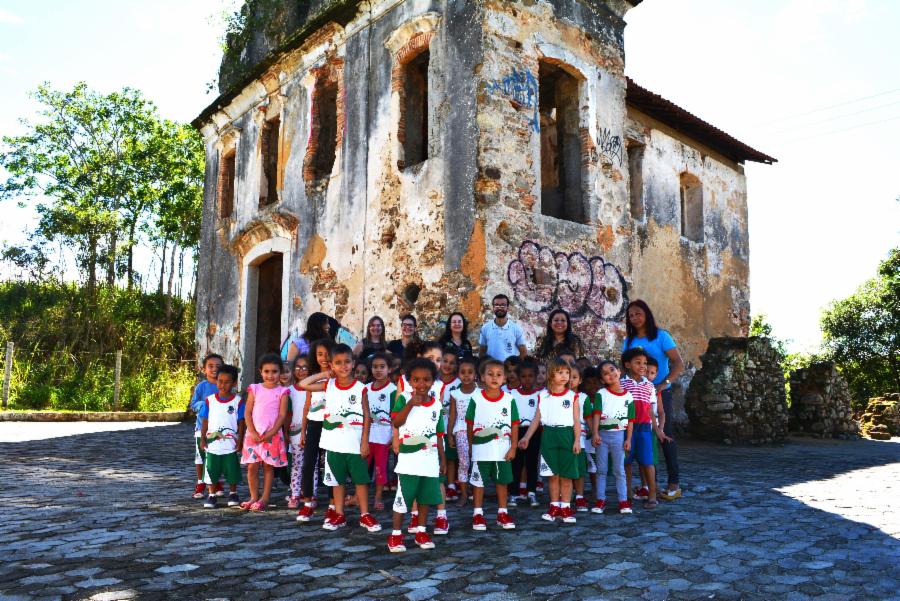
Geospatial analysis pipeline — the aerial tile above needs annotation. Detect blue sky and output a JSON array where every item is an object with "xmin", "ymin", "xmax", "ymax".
[{"xmin": 1, "ymin": 0, "xmax": 898, "ymax": 351}]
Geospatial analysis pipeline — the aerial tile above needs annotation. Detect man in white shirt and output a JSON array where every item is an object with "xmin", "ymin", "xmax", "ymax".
[{"xmin": 478, "ymin": 294, "xmax": 527, "ymax": 361}]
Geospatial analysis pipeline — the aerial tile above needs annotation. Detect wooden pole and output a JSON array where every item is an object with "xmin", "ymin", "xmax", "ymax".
[
  {"xmin": 113, "ymin": 350, "xmax": 122, "ymax": 411},
  {"xmin": 2, "ymin": 342, "xmax": 12, "ymax": 409}
]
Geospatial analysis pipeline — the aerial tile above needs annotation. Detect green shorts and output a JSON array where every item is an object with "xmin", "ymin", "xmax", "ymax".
[
  {"xmin": 577, "ymin": 449, "xmax": 588, "ymax": 479},
  {"xmin": 471, "ymin": 460, "xmax": 513, "ymax": 487},
  {"xmin": 540, "ymin": 426, "xmax": 579, "ymax": 479},
  {"xmin": 393, "ymin": 474, "xmax": 443, "ymax": 513},
  {"xmin": 204, "ymin": 452, "xmax": 241, "ymax": 485},
  {"xmin": 323, "ymin": 451, "xmax": 371, "ymax": 486}
]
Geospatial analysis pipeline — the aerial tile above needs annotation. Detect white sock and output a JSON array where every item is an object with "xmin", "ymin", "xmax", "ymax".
[
  {"xmin": 418, "ymin": 525, "xmax": 427, "ymax": 533},
  {"xmin": 473, "ymin": 508, "xmax": 484, "ymax": 515},
  {"xmin": 197, "ymin": 479, "xmax": 203, "ymax": 484},
  {"xmin": 392, "ymin": 529, "xmax": 402, "ymax": 536},
  {"xmin": 551, "ymin": 502, "xmax": 561, "ymax": 508},
  {"xmin": 498, "ymin": 507, "xmax": 508, "ymax": 514},
  {"xmin": 305, "ymin": 502, "xmax": 314, "ymax": 508},
  {"xmin": 411, "ymin": 511, "xmax": 418, "ymax": 517},
  {"xmin": 561, "ymin": 502, "xmax": 571, "ymax": 508},
  {"xmin": 328, "ymin": 504, "xmax": 335, "ymax": 510},
  {"xmin": 437, "ymin": 509, "xmax": 447, "ymax": 518},
  {"xmin": 576, "ymin": 495, "xmax": 584, "ymax": 500},
  {"xmin": 448, "ymin": 483, "xmax": 457, "ymax": 490}
]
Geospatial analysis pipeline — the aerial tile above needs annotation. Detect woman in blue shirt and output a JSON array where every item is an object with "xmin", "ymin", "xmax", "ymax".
[{"xmin": 622, "ymin": 299, "xmax": 684, "ymax": 500}]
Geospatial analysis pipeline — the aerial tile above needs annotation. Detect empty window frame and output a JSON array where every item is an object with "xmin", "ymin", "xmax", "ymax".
[
  {"xmin": 679, "ymin": 173, "xmax": 703, "ymax": 242},
  {"xmin": 218, "ymin": 148, "xmax": 236, "ymax": 219},
  {"xmin": 538, "ymin": 61, "xmax": 584, "ymax": 223},
  {"xmin": 310, "ymin": 78, "xmax": 338, "ymax": 181},
  {"xmin": 259, "ymin": 116, "xmax": 280, "ymax": 207},
  {"xmin": 400, "ymin": 48, "xmax": 429, "ymax": 167},
  {"xmin": 626, "ymin": 143, "xmax": 645, "ymax": 222}
]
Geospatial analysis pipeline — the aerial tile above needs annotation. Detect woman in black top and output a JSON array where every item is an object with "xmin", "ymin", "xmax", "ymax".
[
  {"xmin": 438, "ymin": 311, "xmax": 474, "ymax": 361},
  {"xmin": 535, "ymin": 308, "xmax": 585, "ymax": 360},
  {"xmin": 353, "ymin": 315, "xmax": 388, "ymax": 361},
  {"xmin": 387, "ymin": 314, "xmax": 420, "ymax": 361}
]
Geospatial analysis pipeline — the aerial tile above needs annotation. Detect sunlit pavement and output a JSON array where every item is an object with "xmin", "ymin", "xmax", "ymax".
[{"xmin": 2, "ymin": 422, "xmax": 898, "ymax": 600}]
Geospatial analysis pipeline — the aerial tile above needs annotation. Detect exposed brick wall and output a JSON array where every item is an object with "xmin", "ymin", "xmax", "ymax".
[
  {"xmin": 391, "ymin": 31, "xmax": 434, "ymax": 170},
  {"xmin": 303, "ymin": 58, "xmax": 345, "ymax": 183}
]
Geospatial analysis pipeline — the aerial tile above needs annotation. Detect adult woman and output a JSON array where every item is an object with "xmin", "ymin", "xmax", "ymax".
[
  {"xmin": 438, "ymin": 312, "xmax": 474, "ymax": 361},
  {"xmin": 387, "ymin": 314, "xmax": 420, "ymax": 360},
  {"xmin": 622, "ymin": 299, "xmax": 684, "ymax": 500},
  {"xmin": 535, "ymin": 309, "xmax": 585, "ymax": 360},
  {"xmin": 287, "ymin": 312, "xmax": 331, "ymax": 362},
  {"xmin": 353, "ymin": 316, "xmax": 388, "ymax": 361}
]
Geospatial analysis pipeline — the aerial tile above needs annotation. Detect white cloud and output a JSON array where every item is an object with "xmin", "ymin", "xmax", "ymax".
[{"xmin": 0, "ymin": 9, "xmax": 24, "ymax": 25}]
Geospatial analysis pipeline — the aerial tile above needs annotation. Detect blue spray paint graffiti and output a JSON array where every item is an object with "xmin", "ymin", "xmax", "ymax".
[{"xmin": 487, "ymin": 68, "xmax": 540, "ymax": 132}]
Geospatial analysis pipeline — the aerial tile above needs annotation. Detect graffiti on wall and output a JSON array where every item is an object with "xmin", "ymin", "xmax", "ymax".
[
  {"xmin": 587, "ymin": 127, "xmax": 624, "ymax": 166},
  {"xmin": 507, "ymin": 240, "xmax": 628, "ymax": 323},
  {"xmin": 487, "ymin": 68, "xmax": 540, "ymax": 133}
]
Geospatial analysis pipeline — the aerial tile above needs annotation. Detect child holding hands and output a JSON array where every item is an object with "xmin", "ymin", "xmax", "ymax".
[
  {"xmin": 240, "ymin": 353, "xmax": 289, "ymax": 511},
  {"xmin": 591, "ymin": 360, "xmax": 634, "ymax": 514},
  {"xmin": 199, "ymin": 364, "xmax": 244, "ymax": 509}
]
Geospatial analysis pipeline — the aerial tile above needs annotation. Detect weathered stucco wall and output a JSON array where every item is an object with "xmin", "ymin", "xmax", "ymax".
[
  {"xmin": 194, "ymin": 0, "xmax": 754, "ymax": 387},
  {"xmin": 627, "ymin": 109, "xmax": 750, "ymax": 371}
]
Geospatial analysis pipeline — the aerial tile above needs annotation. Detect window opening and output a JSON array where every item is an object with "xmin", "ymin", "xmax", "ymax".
[{"xmin": 539, "ymin": 61, "xmax": 583, "ymax": 222}]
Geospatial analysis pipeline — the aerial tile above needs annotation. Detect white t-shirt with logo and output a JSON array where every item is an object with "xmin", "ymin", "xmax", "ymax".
[
  {"xmin": 478, "ymin": 319, "xmax": 526, "ymax": 361},
  {"xmin": 538, "ymin": 388, "xmax": 577, "ymax": 427},
  {"xmin": 200, "ymin": 393, "xmax": 245, "ymax": 455},
  {"xmin": 306, "ymin": 379, "xmax": 327, "ymax": 422},
  {"xmin": 465, "ymin": 390, "xmax": 519, "ymax": 461},
  {"xmin": 319, "ymin": 379, "xmax": 367, "ymax": 454},
  {"xmin": 510, "ymin": 388, "xmax": 540, "ymax": 429},
  {"xmin": 365, "ymin": 381, "xmax": 396, "ymax": 445},
  {"xmin": 393, "ymin": 392, "xmax": 445, "ymax": 477},
  {"xmin": 450, "ymin": 386, "xmax": 479, "ymax": 434},
  {"xmin": 287, "ymin": 384, "xmax": 306, "ymax": 447}
]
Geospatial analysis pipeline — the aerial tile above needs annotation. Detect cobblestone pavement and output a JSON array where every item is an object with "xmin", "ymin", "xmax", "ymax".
[{"xmin": 1, "ymin": 422, "xmax": 898, "ymax": 601}]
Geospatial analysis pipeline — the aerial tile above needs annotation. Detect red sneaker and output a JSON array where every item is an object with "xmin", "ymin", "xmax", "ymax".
[
  {"xmin": 445, "ymin": 487, "xmax": 458, "ymax": 501},
  {"xmin": 433, "ymin": 515, "xmax": 449, "ymax": 535},
  {"xmin": 322, "ymin": 512, "xmax": 346, "ymax": 531},
  {"xmin": 359, "ymin": 513, "xmax": 382, "ymax": 533},
  {"xmin": 536, "ymin": 481, "xmax": 544, "ymax": 492},
  {"xmin": 591, "ymin": 499, "xmax": 606, "ymax": 514},
  {"xmin": 541, "ymin": 505, "xmax": 559, "ymax": 522},
  {"xmin": 296, "ymin": 505, "xmax": 314, "ymax": 522},
  {"xmin": 407, "ymin": 512, "xmax": 419, "ymax": 534},
  {"xmin": 214, "ymin": 481, "xmax": 225, "ymax": 496},
  {"xmin": 192, "ymin": 483, "xmax": 206, "ymax": 499},
  {"xmin": 618, "ymin": 500, "xmax": 633, "ymax": 514},
  {"xmin": 575, "ymin": 497, "xmax": 588, "ymax": 512},
  {"xmin": 387, "ymin": 534, "xmax": 406, "ymax": 553},
  {"xmin": 472, "ymin": 513, "xmax": 488, "ymax": 531},
  {"xmin": 634, "ymin": 486, "xmax": 650, "ymax": 500},
  {"xmin": 415, "ymin": 531, "xmax": 435, "ymax": 549},
  {"xmin": 561, "ymin": 506, "xmax": 577, "ymax": 524},
  {"xmin": 325, "ymin": 506, "xmax": 337, "ymax": 523},
  {"xmin": 496, "ymin": 512, "xmax": 516, "ymax": 530}
]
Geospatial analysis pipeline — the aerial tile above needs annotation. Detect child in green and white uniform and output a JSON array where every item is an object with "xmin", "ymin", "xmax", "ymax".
[
  {"xmin": 440, "ymin": 350, "xmax": 462, "ymax": 501},
  {"xmin": 518, "ymin": 358, "xmax": 581, "ymax": 524},
  {"xmin": 298, "ymin": 344, "xmax": 381, "ymax": 534},
  {"xmin": 199, "ymin": 364, "xmax": 244, "ymax": 508},
  {"xmin": 569, "ymin": 366, "xmax": 595, "ymax": 512},
  {"xmin": 388, "ymin": 359, "xmax": 447, "ymax": 553},
  {"xmin": 466, "ymin": 359, "xmax": 519, "ymax": 531}
]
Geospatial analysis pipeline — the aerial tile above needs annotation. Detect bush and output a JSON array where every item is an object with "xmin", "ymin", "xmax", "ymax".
[{"xmin": 0, "ymin": 280, "xmax": 197, "ymax": 411}]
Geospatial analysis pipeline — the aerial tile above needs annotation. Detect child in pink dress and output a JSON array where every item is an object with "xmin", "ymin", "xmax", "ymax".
[{"xmin": 241, "ymin": 353, "xmax": 289, "ymax": 511}]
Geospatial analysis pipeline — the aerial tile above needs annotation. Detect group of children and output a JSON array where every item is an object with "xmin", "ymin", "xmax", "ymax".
[{"xmin": 189, "ymin": 339, "xmax": 676, "ymax": 552}]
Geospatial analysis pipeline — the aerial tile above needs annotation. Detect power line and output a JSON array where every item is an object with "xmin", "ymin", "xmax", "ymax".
[
  {"xmin": 772, "ymin": 99, "xmax": 900, "ymax": 134},
  {"xmin": 755, "ymin": 87, "xmax": 900, "ymax": 126},
  {"xmin": 781, "ymin": 114, "xmax": 900, "ymax": 144}
]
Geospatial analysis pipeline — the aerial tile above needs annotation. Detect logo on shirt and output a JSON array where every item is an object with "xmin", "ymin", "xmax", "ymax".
[
  {"xmin": 379, "ymin": 394, "xmax": 386, "ymax": 401},
  {"xmin": 528, "ymin": 399, "xmax": 536, "ymax": 407},
  {"xmin": 349, "ymin": 395, "xmax": 357, "ymax": 405},
  {"xmin": 432, "ymin": 411, "xmax": 437, "ymax": 420},
  {"xmin": 501, "ymin": 407, "xmax": 508, "ymax": 417},
  {"xmin": 227, "ymin": 406, "xmax": 235, "ymax": 414},
  {"xmin": 563, "ymin": 399, "xmax": 571, "ymax": 409},
  {"xmin": 506, "ymin": 342, "xmax": 513, "ymax": 351}
]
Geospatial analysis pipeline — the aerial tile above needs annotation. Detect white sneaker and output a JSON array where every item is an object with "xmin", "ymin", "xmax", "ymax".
[{"xmin": 528, "ymin": 492, "xmax": 539, "ymax": 507}]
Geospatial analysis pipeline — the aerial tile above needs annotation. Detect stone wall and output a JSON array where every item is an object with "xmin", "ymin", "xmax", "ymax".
[
  {"xmin": 860, "ymin": 393, "xmax": 900, "ymax": 440},
  {"xmin": 685, "ymin": 337, "xmax": 788, "ymax": 445},
  {"xmin": 788, "ymin": 362, "xmax": 859, "ymax": 439}
]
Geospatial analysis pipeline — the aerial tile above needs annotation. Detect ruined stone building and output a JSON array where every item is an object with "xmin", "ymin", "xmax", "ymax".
[{"xmin": 193, "ymin": 0, "xmax": 775, "ymax": 389}]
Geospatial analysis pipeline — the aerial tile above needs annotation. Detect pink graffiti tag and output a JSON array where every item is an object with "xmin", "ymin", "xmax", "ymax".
[{"xmin": 507, "ymin": 241, "xmax": 627, "ymax": 321}]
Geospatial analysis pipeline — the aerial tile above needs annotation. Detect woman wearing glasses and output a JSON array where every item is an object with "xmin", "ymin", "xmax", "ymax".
[{"xmin": 387, "ymin": 314, "xmax": 420, "ymax": 361}]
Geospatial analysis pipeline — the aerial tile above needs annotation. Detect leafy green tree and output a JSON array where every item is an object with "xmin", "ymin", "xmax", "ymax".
[{"xmin": 821, "ymin": 248, "xmax": 900, "ymax": 400}]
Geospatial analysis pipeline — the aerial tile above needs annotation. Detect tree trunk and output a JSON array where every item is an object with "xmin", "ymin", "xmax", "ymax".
[
  {"xmin": 158, "ymin": 239, "xmax": 167, "ymax": 294},
  {"xmin": 106, "ymin": 229, "xmax": 117, "ymax": 287},
  {"xmin": 165, "ymin": 242, "xmax": 177, "ymax": 322},
  {"xmin": 126, "ymin": 220, "xmax": 138, "ymax": 289},
  {"xmin": 177, "ymin": 246, "xmax": 185, "ymax": 298},
  {"xmin": 87, "ymin": 235, "xmax": 98, "ymax": 293}
]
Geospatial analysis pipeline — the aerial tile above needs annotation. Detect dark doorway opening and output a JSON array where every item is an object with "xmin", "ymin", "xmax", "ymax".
[
  {"xmin": 254, "ymin": 254, "xmax": 282, "ymax": 379},
  {"xmin": 402, "ymin": 49, "xmax": 429, "ymax": 167}
]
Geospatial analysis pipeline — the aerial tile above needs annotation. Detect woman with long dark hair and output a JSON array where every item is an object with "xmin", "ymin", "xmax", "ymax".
[
  {"xmin": 535, "ymin": 308, "xmax": 585, "ymax": 359},
  {"xmin": 353, "ymin": 315, "xmax": 388, "ymax": 361},
  {"xmin": 438, "ymin": 312, "xmax": 474, "ymax": 360},
  {"xmin": 622, "ymin": 299, "xmax": 684, "ymax": 500},
  {"xmin": 287, "ymin": 312, "xmax": 332, "ymax": 361},
  {"xmin": 387, "ymin": 314, "xmax": 420, "ymax": 360}
]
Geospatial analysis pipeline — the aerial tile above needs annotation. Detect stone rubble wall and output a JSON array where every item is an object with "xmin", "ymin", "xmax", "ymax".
[
  {"xmin": 860, "ymin": 393, "xmax": 900, "ymax": 440},
  {"xmin": 685, "ymin": 337, "xmax": 788, "ymax": 445},
  {"xmin": 788, "ymin": 362, "xmax": 859, "ymax": 439}
]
